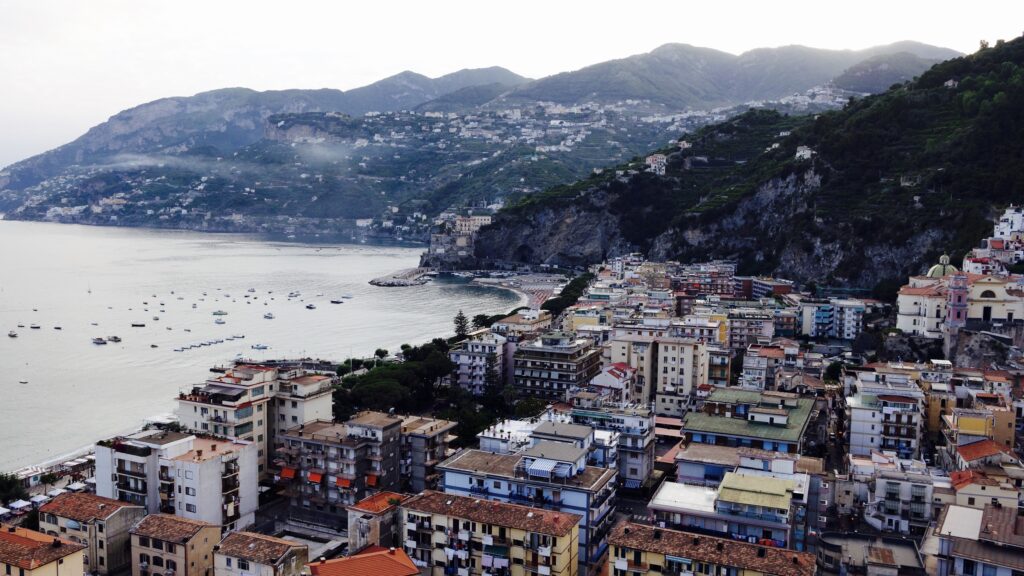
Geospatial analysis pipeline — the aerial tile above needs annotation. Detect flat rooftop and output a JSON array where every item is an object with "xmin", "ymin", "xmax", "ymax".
[
  {"xmin": 438, "ymin": 449, "xmax": 614, "ymax": 492},
  {"xmin": 648, "ymin": 481, "xmax": 717, "ymax": 514},
  {"xmin": 531, "ymin": 420, "xmax": 593, "ymax": 441}
]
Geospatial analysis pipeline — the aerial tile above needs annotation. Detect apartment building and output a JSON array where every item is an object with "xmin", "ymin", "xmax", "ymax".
[
  {"xmin": 400, "ymin": 416, "xmax": 457, "ymax": 493},
  {"xmin": 449, "ymin": 332, "xmax": 507, "ymax": 396},
  {"xmin": 130, "ymin": 514, "xmax": 219, "ymax": 576},
  {"xmin": 38, "ymin": 492, "xmax": 146, "ymax": 575},
  {"xmin": 402, "ymin": 490, "xmax": 580, "ymax": 576},
  {"xmin": 271, "ymin": 371, "xmax": 333, "ymax": 440},
  {"xmin": 513, "ymin": 332, "xmax": 602, "ymax": 401},
  {"xmin": 346, "ymin": 492, "xmax": 409, "ymax": 554},
  {"xmin": 0, "ymin": 526, "xmax": 86, "ymax": 576},
  {"xmin": 438, "ymin": 447, "xmax": 617, "ymax": 576},
  {"xmin": 608, "ymin": 521, "xmax": 815, "ymax": 576},
  {"xmin": 214, "ymin": 532, "xmax": 307, "ymax": 576},
  {"xmin": 846, "ymin": 372, "xmax": 925, "ymax": 459},
  {"xmin": 864, "ymin": 470, "xmax": 939, "ymax": 536},
  {"xmin": 816, "ymin": 533, "xmax": 925, "ymax": 575},
  {"xmin": 94, "ymin": 430, "xmax": 258, "ymax": 532},
  {"xmin": 683, "ymin": 389, "xmax": 816, "ymax": 454},
  {"xmin": 934, "ymin": 504, "xmax": 1024, "ymax": 576},
  {"xmin": 276, "ymin": 412, "xmax": 402, "ymax": 528},
  {"xmin": 568, "ymin": 393, "xmax": 656, "ymax": 490},
  {"xmin": 798, "ymin": 298, "xmax": 865, "ymax": 340},
  {"xmin": 726, "ymin": 309, "xmax": 775, "ymax": 350},
  {"xmin": 653, "ymin": 337, "xmax": 709, "ymax": 417}
]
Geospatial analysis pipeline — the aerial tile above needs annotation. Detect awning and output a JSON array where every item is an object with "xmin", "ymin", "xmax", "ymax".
[
  {"xmin": 66, "ymin": 482, "xmax": 87, "ymax": 491},
  {"xmin": 9, "ymin": 500, "xmax": 30, "ymax": 510},
  {"xmin": 279, "ymin": 467, "xmax": 296, "ymax": 479},
  {"xmin": 0, "ymin": 507, "xmax": 9, "ymax": 516},
  {"xmin": 47, "ymin": 489, "xmax": 66, "ymax": 497},
  {"xmin": 366, "ymin": 474, "xmax": 378, "ymax": 487},
  {"xmin": 623, "ymin": 478, "xmax": 642, "ymax": 489},
  {"xmin": 336, "ymin": 477, "xmax": 351, "ymax": 488},
  {"xmin": 527, "ymin": 458, "xmax": 558, "ymax": 477},
  {"xmin": 307, "ymin": 472, "xmax": 322, "ymax": 483},
  {"xmin": 29, "ymin": 495, "xmax": 49, "ymax": 504}
]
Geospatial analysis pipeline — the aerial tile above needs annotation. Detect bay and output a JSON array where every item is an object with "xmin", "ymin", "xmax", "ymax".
[{"xmin": 0, "ymin": 221, "xmax": 522, "ymax": 471}]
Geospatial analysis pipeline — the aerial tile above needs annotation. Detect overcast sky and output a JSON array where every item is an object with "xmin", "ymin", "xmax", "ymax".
[{"xmin": 1, "ymin": 0, "xmax": 1021, "ymax": 167}]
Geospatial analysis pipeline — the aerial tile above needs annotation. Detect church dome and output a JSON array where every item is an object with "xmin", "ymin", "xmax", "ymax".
[{"xmin": 926, "ymin": 253, "xmax": 958, "ymax": 278}]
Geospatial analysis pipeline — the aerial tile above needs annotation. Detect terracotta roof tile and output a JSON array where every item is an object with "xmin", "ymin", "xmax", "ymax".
[
  {"xmin": 39, "ymin": 492, "xmax": 139, "ymax": 523},
  {"xmin": 958, "ymin": 439, "xmax": 1011, "ymax": 462},
  {"xmin": 402, "ymin": 490, "xmax": 580, "ymax": 537},
  {"xmin": 307, "ymin": 548, "xmax": 418, "ymax": 576},
  {"xmin": 347, "ymin": 492, "xmax": 408, "ymax": 515},
  {"xmin": 217, "ymin": 532, "xmax": 306, "ymax": 565},
  {"xmin": 0, "ymin": 525, "xmax": 85, "ymax": 570},
  {"xmin": 131, "ymin": 514, "xmax": 215, "ymax": 542}
]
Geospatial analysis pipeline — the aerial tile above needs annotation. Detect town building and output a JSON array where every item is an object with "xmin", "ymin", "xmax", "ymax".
[
  {"xmin": 0, "ymin": 526, "xmax": 86, "ymax": 576},
  {"xmin": 437, "ymin": 447, "xmax": 617, "ymax": 576},
  {"xmin": 608, "ymin": 521, "xmax": 816, "ymax": 576},
  {"xmin": 399, "ymin": 416, "xmax": 457, "ymax": 493},
  {"xmin": 346, "ymin": 492, "xmax": 409, "ymax": 554},
  {"xmin": 38, "ymin": 492, "xmax": 146, "ymax": 575},
  {"xmin": 815, "ymin": 533, "xmax": 926, "ymax": 575},
  {"xmin": 683, "ymin": 389, "xmax": 816, "ymax": 454},
  {"xmin": 934, "ymin": 504, "xmax": 1024, "ymax": 576},
  {"xmin": 653, "ymin": 338, "xmax": 709, "ymax": 417},
  {"xmin": 306, "ymin": 548, "xmax": 418, "ymax": 576},
  {"xmin": 401, "ymin": 490, "xmax": 580, "ymax": 576},
  {"xmin": 94, "ymin": 430, "xmax": 258, "ymax": 532},
  {"xmin": 276, "ymin": 412, "xmax": 402, "ymax": 529},
  {"xmin": 568, "ymin": 393, "xmax": 656, "ymax": 490},
  {"xmin": 130, "ymin": 514, "xmax": 219, "ymax": 576},
  {"xmin": 513, "ymin": 332, "xmax": 602, "ymax": 400},
  {"xmin": 448, "ymin": 332, "xmax": 507, "ymax": 396},
  {"xmin": 846, "ymin": 372, "xmax": 925, "ymax": 459},
  {"xmin": 214, "ymin": 532, "xmax": 308, "ymax": 576}
]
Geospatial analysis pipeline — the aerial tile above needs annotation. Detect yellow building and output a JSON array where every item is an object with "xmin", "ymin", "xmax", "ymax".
[
  {"xmin": 0, "ymin": 525, "xmax": 85, "ymax": 576},
  {"xmin": 923, "ymin": 382, "xmax": 956, "ymax": 441},
  {"xmin": 402, "ymin": 490, "xmax": 580, "ymax": 576},
  {"xmin": 608, "ymin": 521, "xmax": 815, "ymax": 576},
  {"xmin": 130, "ymin": 514, "xmax": 219, "ymax": 576}
]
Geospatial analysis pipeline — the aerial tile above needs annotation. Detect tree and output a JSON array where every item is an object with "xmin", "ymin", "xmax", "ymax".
[
  {"xmin": 39, "ymin": 473, "xmax": 59, "ymax": 490},
  {"xmin": 824, "ymin": 361, "xmax": 844, "ymax": 384},
  {"xmin": 472, "ymin": 314, "xmax": 491, "ymax": 329},
  {"xmin": 483, "ymin": 353, "xmax": 502, "ymax": 392},
  {"xmin": 454, "ymin": 310, "xmax": 469, "ymax": 340},
  {"xmin": 374, "ymin": 348, "xmax": 389, "ymax": 360},
  {"xmin": 0, "ymin": 473, "xmax": 27, "ymax": 504},
  {"xmin": 514, "ymin": 398, "xmax": 548, "ymax": 418}
]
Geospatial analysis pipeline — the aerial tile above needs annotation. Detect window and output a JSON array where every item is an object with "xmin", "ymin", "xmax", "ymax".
[
  {"xmin": 166, "ymin": 544, "xmax": 175, "ymax": 554},
  {"xmin": 166, "ymin": 560, "xmax": 176, "ymax": 574},
  {"xmin": 139, "ymin": 537, "xmax": 151, "ymax": 548},
  {"xmin": 968, "ymin": 497, "xmax": 976, "ymax": 506},
  {"xmin": 140, "ymin": 554, "xmax": 150, "ymax": 565},
  {"xmin": 238, "ymin": 560, "xmax": 250, "ymax": 571},
  {"xmin": 226, "ymin": 559, "xmax": 232, "ymax": 568},
  {"xmin": 152, "ymin": 541, "xmax": 163, "ymax": 551},
  {"xmin": 963, "ymin": 559, "xmax": 977, "ymax": 575},
  {"xmin": 185, "ymin": 487, "xmax": 196, "ymax": 496},
  {"xmin": 186, "ymin": 504, "xmax": 197, "ymax": 513},
  {"xmin": 152, "ymin": 557, "xmax": 164, "ymax": 568}
]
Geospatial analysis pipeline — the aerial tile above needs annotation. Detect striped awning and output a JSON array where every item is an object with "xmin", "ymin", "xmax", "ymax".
[
  {"xmin": 528, "ymin": 458, "xmax": 558, "ymax": 476},
  {"xmin": 623, "ymin": 478, "xmax": 642, "ymax": 489}
]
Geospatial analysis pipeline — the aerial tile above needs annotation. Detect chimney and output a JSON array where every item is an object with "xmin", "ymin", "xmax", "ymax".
[
  {"xmin": 7, "ymin": 527, "xmax": 15, "ymax": 533},
  {"xmin": 319, "ymin": 557, "xmax": 326, "ymax": 564},
  {"xmin": 52, "ymin": 538, "xmax": 62, "ymax": 548},
  {"xmin": 196, "ymin": 449, "xmax": 203, "ymax": 460},
  {"xmin": 792, "ymin": 556, "xmax": 800, "ymax": 565},
  {"xmin": 388, "ymin": 547, "xmax": 395, "ymax": 555},
  {"xmin": 211, "ymin": 444, "xmax": 217, "ymax": 452}
]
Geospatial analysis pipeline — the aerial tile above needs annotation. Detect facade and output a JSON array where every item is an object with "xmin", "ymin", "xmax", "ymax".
[
  {"xmin": 94, "ymin": 431, "xmax": 259, "ymax": 532},
  {"xmin": 798, "ymin": 298, "xmax": 865, "ymax": 340},
  {"xmin": 272, "ymin": 371, "xmax": 333, "ymax": 441},
  {"xmin": 449, "ymin": 333, "xmax": 507, "ymax": 396},
  {"xmin": 816, "ymin": 533, "xmax": 925, "ymax": 575},
  {"xmin": 568, "ymin": 394, "xmax": 655, "ymax": 489},
  {"xmin": 863, "ymin": 471, "xmax": 937, "ymax": 536},
  {"xmin": 276, "ymin": 412, "xmax": 402, "ymax": 528},
  {"xmin": 400, "ymin": 416, "xmax": 457, "ymax": 493},
  {"xmin": 934, "ymin": 504, "xmax": 1024, "ymax": 576},
  {"xmin": 726, "ymin": 310, "xmax": 775, "ymax": 351},
  {"xmin": 0, "ymin": 526, "xmax": 86, "ymax": 576},
  {"xmin": 214, "ymin": 532, "xmax": 307, "ymax": 576},
  {"xmin": 683, "ymin": 389, "xmax": 815, "ymax": 454},
  {"xmin": 437, "ymin": 448, "xmax": 617, "ymax": 576},
  {"xmin": 513, "ymin": 332, "xmax": 602, "ymax": 400},
  {"xmin": 608, "ymin": 521, "xmax": 815, "ymax": 576},
  {"xmin": 653, "ymin": 338, "xmax": 709, "ymax": 417},
  {"xmin": 130, "ymin": 514, "xmax": 219, "ymax": 576},
  {"xmin": 846, "ymin": 373, "xmax": 925, "ymax": 459},
  {"xmin": 402, "ymin": 490, "xmax": 580, "ymax": 576},
  {"xmin": 38, "ymin": 492, "xmax": 146, "ymax": 575}
]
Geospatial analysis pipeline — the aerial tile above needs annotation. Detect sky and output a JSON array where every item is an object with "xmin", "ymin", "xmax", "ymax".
[{"xmin": 1, "ymin": 0, "xmax": 1022, "ymax": 167}]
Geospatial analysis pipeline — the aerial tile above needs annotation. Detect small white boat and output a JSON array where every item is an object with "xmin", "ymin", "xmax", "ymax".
[
  {"xmin": 251, "ymin": 344, "xmax": 269, "ymax": 350},
  {"xmin": 7, "ymin": 331, "xmax": 16, "ymax": 338},
  {"xmin": 248, "ymin": 288, "xmax": 256, "ymax": 293},
  {"xmin": 29, "ymin": 324, "xmax": 40, "ymax": 329},
  {"xmin": 214, "ymin": 318, "xmax": 226, "ymax": 325},
  {"xmin": 232, "ymin": 334, "xmax": 245, "ymax": 339},
  {"xmin": 264, "ymin": 313, "xmax": 275, "ymax": 320},
  {"xmin": 305, "ymin": 304, "xmax": 316, "ymax": 310},
  {"xmin": 212, "ymin": 310, "xmax": 228, "ymax": 316},
  {"xmin": 92, "ymin": 337, "xmax": 107, "ymax": 345}
]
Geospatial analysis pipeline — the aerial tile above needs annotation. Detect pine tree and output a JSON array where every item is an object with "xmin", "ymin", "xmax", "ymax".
[{"xmin": 454, "ymin": 310, "xmax": 469, "ymax": 339}]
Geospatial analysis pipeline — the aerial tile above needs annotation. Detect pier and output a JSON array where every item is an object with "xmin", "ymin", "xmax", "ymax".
[{"xmin": 369, "ymin": 267, "xmax": 432, "ymax": 287}]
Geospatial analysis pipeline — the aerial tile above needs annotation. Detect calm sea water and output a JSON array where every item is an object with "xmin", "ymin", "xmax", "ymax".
[{"xmin": 0, "ymin": 221, "xmax": 522, "ymax": 471}]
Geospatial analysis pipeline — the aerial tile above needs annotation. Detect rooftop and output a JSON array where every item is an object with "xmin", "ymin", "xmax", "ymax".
[
  {"xmin": 683, "ymin": 398, "xmax": 813, "ymax": 444},
  {"xmin": 217, "ymin": 532, "xmax": 306, "ymax": 565},
  {"xmin": 531, "ymin": 421, "xmax": 593, "ymax": 441},
  {"xmin": 438, "ymin": 449, "xmax": 615, "ymax": 492},
  {"xmin": 39, "ymin": 493, "xmax": 139, "ymax": 523},
  {"xmin": 520, "ymin": 441, "xmax": 587, "ymax": 464},
  {"xmin": 649, "ymin": 481, "xmax": 717, "ymax": 514},
  {"xmin": 403, "ymin": 490, "xmax": 579, "ymax": 537},
  {"xmin": 0, "ymin": 526, "xmax": 86, "ymax": 570},
  {"xmin": 818, "ymin": 533, "xmax": 923, "ymax": 571},
  {"xmin": 958, "ymin": 439, "xmax": 1011, "ymax": 463},
  {"xmin": 718, "ymin": 473, "xmax": 796, "ymax": 510},
  {"xmin": 307, "ymin": 548, "xmax": 418, "ymax": 576},
  {"xmin": 173, "ymin": 437, "xmax": 248, "ymax": 462},
  {"xmin": 131, "ymin": 514, "xmax": 215, "ymax": 542},
  {"xmin": 347, "ymin": 492, "xmax": 408, "ymax": 515},
  {"xmin": 609, "ymin": 521, "xmax": 814, "ymax": 576},
  {"xmin": 400, "ymin": 416, "xmax": 456, "ymax": 437},
  {"xmin": 349, "ymin": 411, "xmax": 403, "ymax": 429}
]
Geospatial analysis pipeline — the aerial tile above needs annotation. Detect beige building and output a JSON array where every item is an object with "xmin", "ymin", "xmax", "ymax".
[
  {"xmin": 0, "ymin": 526, "xmax": 86, "ymax": 576},
  {"xmin": 402, "ymin": 490, "xmax": 580, "ymax": 576},
  {"xmin": 653, "ymin": 337, "xmax": 709, "ymax": 417},
  {"xmin": 346, "ymin": 491, "xmax": 409, "ymax": 554},
  {"xmin": 39, "ymin": 492, "xmax": 146, "ymax": 575},
  {"xmin": 130, "ymin": 514, "xmax": 219, "ymax": 576},
  {"xmin": 214, "ymin": 532, "xmax": 307, "ymax": 576}
]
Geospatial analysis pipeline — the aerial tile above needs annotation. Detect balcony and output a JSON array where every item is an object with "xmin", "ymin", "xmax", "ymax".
[
  {"xmin": 117, "ymin": 465, "xmax": 147, "ymax": 479},
  {"xmin": 116, "ymin": 479, "xmax": 147, "ymax": 494}
]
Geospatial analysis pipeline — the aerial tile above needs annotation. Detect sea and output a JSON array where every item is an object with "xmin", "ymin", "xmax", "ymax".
[{"xmin": 0, "ymin": 220, "xmax": 523, "ymax": 471}]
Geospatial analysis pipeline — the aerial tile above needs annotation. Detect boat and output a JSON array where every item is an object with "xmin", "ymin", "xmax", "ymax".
[
  {"xmin": 131, "ymin": 323, "xmax": 145, "ymax": 328},
  {"xmin": 212, "ymin": 310, "xmax": 228, "ymax": 316},
  {"xmin": 214, "ymin": 318, "xmax": 226, "ymax": 325},
  {"xmin": 29, "ymin": 324, "xmax": 40, "ymax": 329},
  {"xmin": 18, "ymin": 380, "xmax": 27, "ymax": 384},
  {"xmin": 16, "ymin": 324, "xmax": 24, "ymax": 328},
  {"xmin": 7, "ymin": 331, "xmax": 16, "ymax": 338},
  {"xmin": 150, "ymin": 344, "xmax": 158, "ymax": 348},
  {"xmin": 92, "ymin": 337, "xmax": 107, "ymax": 345},
  {"xmin": 232, "ymin": 334, "xmax": 245, "ymax": 339},
  {"xmin": 342, "ymin": 294, "xmax": 353, "ymax": 299},
  {"xmin": 192, "ymin": 303, "xmax": 197, "ymax": 308},
  {"xmin": 264, "ymin": 313, "xmax": 275, "ymax": 320},
  {"xmin": 53, "ymin": 326, "xmax": 62, "ymax": 330},
  {"xmin": 174, "ymin": 348, "xmax": 183, "ymax": 352},
  {"xmin": 107, "ymin": 336, "xmax": 121, "ymax": 342},
  {"xmin": 251, "ymin": 344, "xmax": 269, "ymax": 350},
  {"xmin": 330, "ymin": 299, "xmax": 344, "ymax": 304},
  {"xmin": 247, "ymin": 288, "xmax": 256, "ymax": 293},
  {"xmin": 152, "ymin": 316, "xmax": 159, "ymax": 321},
  {"xmin": 166, "ymin": 327, "xmax": 172, "ymax": 330},
  {"xmin": 305, "ymin": 304, "xmax": 316, "ymax": 310},
  {"xmin": 184, "ymin": 328, "xmax": 191, "ymax": 332}
]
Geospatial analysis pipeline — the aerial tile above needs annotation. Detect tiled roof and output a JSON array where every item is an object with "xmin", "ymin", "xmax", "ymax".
[
  {"xmin": 39, "ymin": 492, "xmax": 138, "ymax": 523},
  {"xmin": 608, "ymin": 521, "xmax": 814, "ymax": 576},
  {"xmin": 131, "ymin": 514, "xmax": 215, "ymax": 542},
  {"xmin": 951, "ymin": 470, "xmax": 998, "ymax": 491},
  {"xmin": 217, "ymin": 532, "xmax": 305, "ymax": 565},
  {"xmin": 307, "ymin": 548, "xmax": 418, "ymax": 576},
  {"xmin": 0, "ymin": 526, "xmax": 85, "ymax": 570},
  {"xmin": 347, "ymin": 492, "xmax": 408, "ymax": 515},
  {"xmin": 958, "ymin": 439, "xmax": 1011, "ymax": 462},
  {"xmin": 402, "ymin": 490, "xmax": 580, "ymax": 537}
]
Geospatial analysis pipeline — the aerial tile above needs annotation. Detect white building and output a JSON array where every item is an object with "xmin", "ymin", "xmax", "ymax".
[
  {"xmin": 95, "ymin": 430, "xmax": 259, "ymax": 532},
  {"xmin": 448, "ymin": 332, "xmax": 507, "ymax": 395},
  {"xmin": 846, "ymin": 372, "xmax": 926, "ymax": 459}
]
